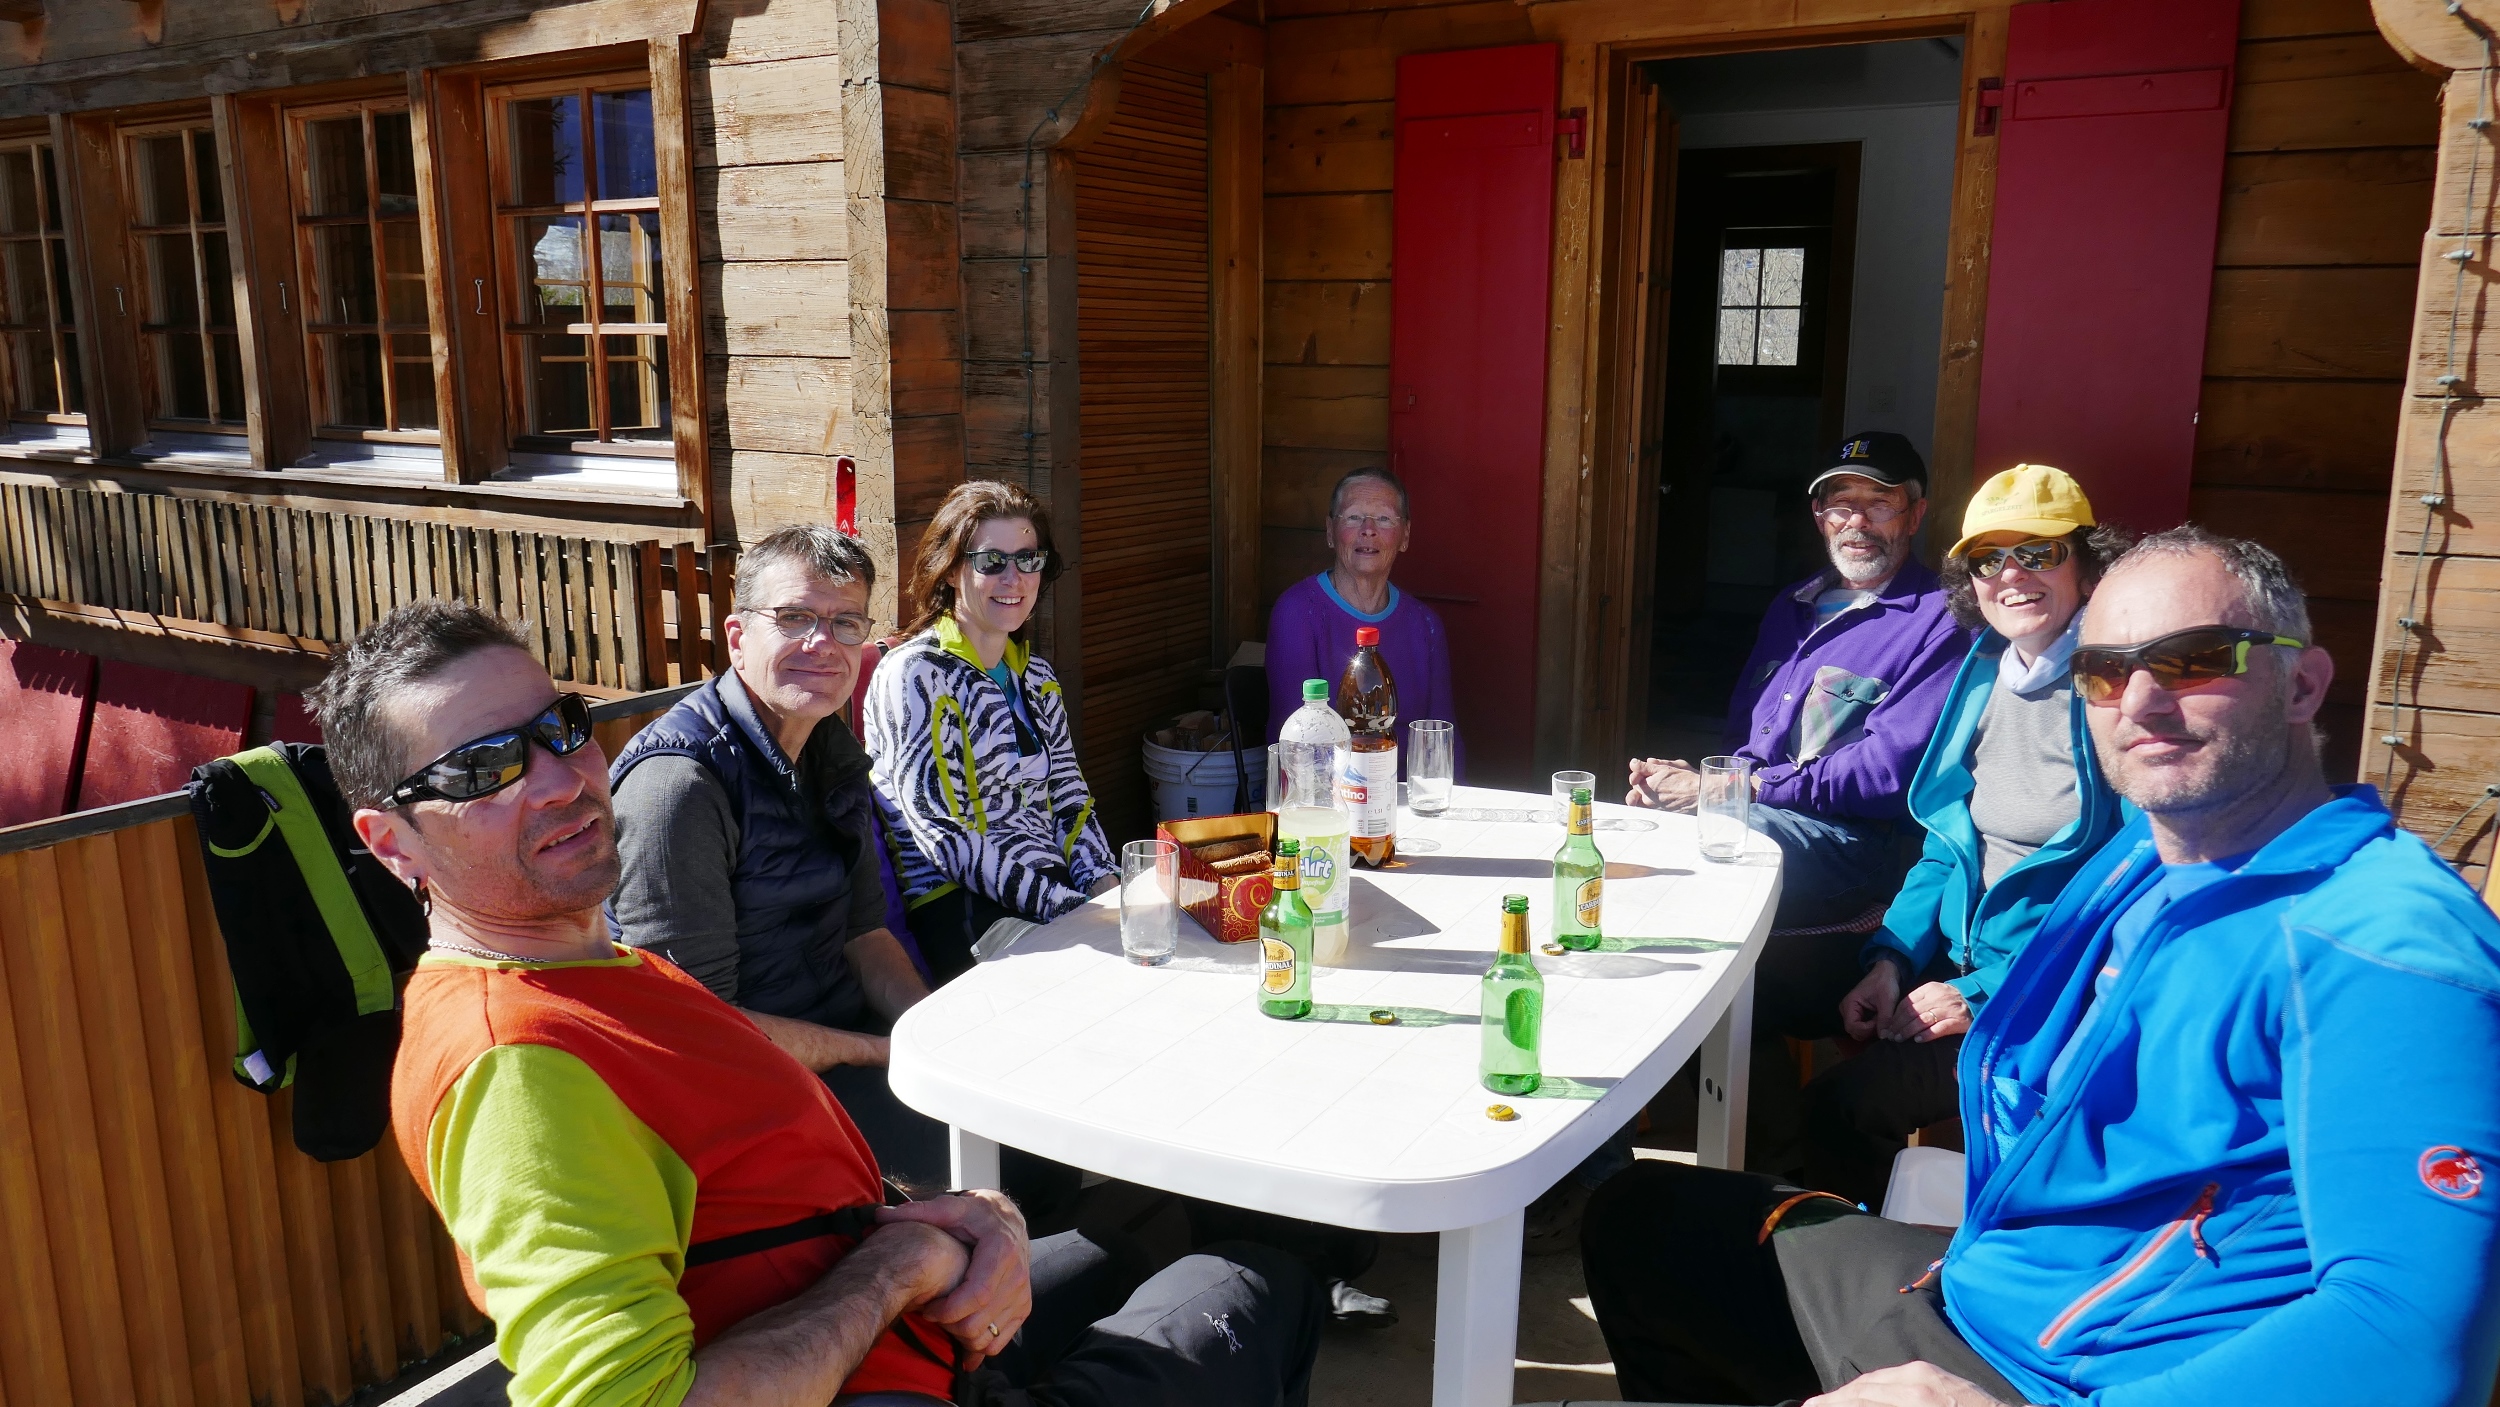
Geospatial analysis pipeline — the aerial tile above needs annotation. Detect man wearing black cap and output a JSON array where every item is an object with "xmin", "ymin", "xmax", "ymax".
[{"xmin": 1628, "ymin": 431, "xmax": 1970, "ymax": 1040}]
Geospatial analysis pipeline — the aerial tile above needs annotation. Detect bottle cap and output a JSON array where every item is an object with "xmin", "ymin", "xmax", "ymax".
[
  {"xmin": 1277, "ymin": 838, "xmax": 1300, "ymax": 856},
  {"xmin": 1302, "ymin": 679, "xmax": 1329, "ymax": 701},
  {"xmin": 1572, "ymin": 787, "xmax": 1592, "ymax": 805},
  {"xmin": 1355, "ymin": 626, "xmax": 1380, "ymax": 646},
  {"xmin": 1502, "ymin": 894, "xmax": 1529, "ymax": 914}
]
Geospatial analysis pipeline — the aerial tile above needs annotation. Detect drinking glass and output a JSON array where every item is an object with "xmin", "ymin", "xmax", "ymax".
[
  {"xmin": 1408, "ymin": 720, "xmax": 1454, "ymax": 814},
  {"xmin": 1698, "ymin": 756, "xmax": 1754, "ymax": 862},
  {"xmin": 1120, "ymin": 839, "xmax": 1179, "ymax": 965},
  {"xmin": 1265, "ymin": 744, "xmax": 1284, "ymax": 815},
  {"xmin": 1550, "ymin": 770, "xmax": 1596, "ymax": 824}
]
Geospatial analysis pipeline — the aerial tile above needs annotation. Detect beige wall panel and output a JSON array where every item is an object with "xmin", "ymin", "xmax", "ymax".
[
  {"xmin": 694, "ymin": 54, "xmax": 848, "ymax": 168},
  {"xmin": 1264, "ymin": 193, "xmax": 1392, "ymax": 279},
  {"xmin": 2192, "ymin": 379, "xmax": 2405, "ymax": 493},
  {"xmin": 715, "ymin": 449, "xmax": 838, "ymax": 541},
  {"xmin": 710, "ymin": 356, "xmax": 850, "ymax": 455},
  {"xmin": 2369, "ymin": 553, "xmax": 2500, "ymax": 713},
  {"xmin": 697, "ymin": 162, "xmax": 850, "ymax": 263},
  {"xmin": 1264, "ymin": 101, "xmax": 1395, "ymax": 193},
  {"xmin": 1264, "ymin": 279, "xmax": 1391, "ymax": 367},
  {"xmin": 1262, "ymin": 365, "xmax": 1388, "ymax": 450},
  {"xmin": 2206, "ymin": 265, "xmax": 2419, "ymax": 380},
  {"xmin": 705, "ymin": 262, "xmax": 854, "ymax": 357},
  {"xmin": 2227, "ymin": 38, "xmax": 2442, "ymax": 152},
  {"xmin": 703, "ymin": 0, "xmax": 845, "ymax": 64},
  {"xmin": 2215, "ymin": 149, "xmax": 2435, "ymax": 267}
]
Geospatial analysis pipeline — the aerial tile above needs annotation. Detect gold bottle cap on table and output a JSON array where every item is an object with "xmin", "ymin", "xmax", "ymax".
[
  {"xmin": 1486, "ymin": 1104, "xmax": 1518, "ymax": 1122},
  {"xmin": 1369, "ymin": 1009, "xmax": 1398, "ymax": 1025}
]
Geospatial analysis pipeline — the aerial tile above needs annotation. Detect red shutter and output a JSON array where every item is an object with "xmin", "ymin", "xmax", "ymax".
[
  {"xmin": 0, "ymin": 641, "xmax": 96, "ymax": 826},
  {"xmin": 77, "ymin": 661, "xmax": 254, "ymax": 809},
  {"xmin": 1389, "ymin": 44, "xmax": 1558, "ymax": 782},
  {"xmin": 1973, "ymin": 0, "xmax": 2240, "ymax": 531}
]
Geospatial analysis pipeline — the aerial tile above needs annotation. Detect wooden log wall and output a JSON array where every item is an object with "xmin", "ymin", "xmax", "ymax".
[
  {"xmin": 1073, "ymin": 61, "xmax": 1214, "ymax": 841},
  {"xmin": 2190, "ymin": 0, "xmax": 2440, "ymax": 787}
]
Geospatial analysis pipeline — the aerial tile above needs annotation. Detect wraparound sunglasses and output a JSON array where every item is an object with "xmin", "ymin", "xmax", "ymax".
[
  {"xmin": 381, "ymin": 693, "xmax": 595, "ymax": 808},
  {"xmin": 2070, "ymin": 627, "xmax": 2305, "ymax": 707}
]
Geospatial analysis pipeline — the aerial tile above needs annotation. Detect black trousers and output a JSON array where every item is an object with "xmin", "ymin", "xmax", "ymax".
[
  {"xmin": 1801, "ymin": 1035, "xmax": 1964, "ymax": 1210},
  {"xmin": 908, "ymin": 885, "xmax": 1022, "ymax": 985},
  {"xmin": 1580, "ymin": 1161, "xmax": 2020, "ymax": 1407},
  {"xmin": 961, "ymin": 1234, "xmax": 1323, "ymax": 1407}
]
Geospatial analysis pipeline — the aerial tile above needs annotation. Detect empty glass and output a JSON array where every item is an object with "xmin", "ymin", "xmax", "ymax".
[
  {"xmin": 1698, "ymin": 756, "xmax": 1753, "ymax": 861},
  {"xmin": 1408, "ymin": 720, "xmax": 1454, "ymax": 814},
  {"xmin": 1550, "ymin": 770, "xmax": 1596, "ymax": 824},
  {"xmin": 1120, "ymin": 839, "xmax": 1179, "ymax": 966}
]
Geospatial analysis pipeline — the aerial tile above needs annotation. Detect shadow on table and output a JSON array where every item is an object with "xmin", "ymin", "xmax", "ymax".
[
  {"xmin": 1304, "ymin": 1002, "xmax": 1478, "ymax": 1027},
  {"xmin": 1522, "ymin": 1075, "xmax": 1616, "ymax": 1101},
  {"xmin": 1544, "ymin": 934, "xmax": 1742, "ymax": 956},
  {"xmin": 1340, "ymin": 881, "xmax": 1683, "ymax": 979},
  {"xmin": 1387, "ymin": 855, "xmax": 1692, "ymax": 882}
]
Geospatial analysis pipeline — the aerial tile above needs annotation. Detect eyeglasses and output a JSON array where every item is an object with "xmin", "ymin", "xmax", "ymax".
[
  {"xmin": 965, "ymin": 548, "xmax": 1050, "ymax": 577},
  {"xmin": 1813, "ymin": 498, "xmax": 1910, "ymax": 528},
  {"xmin": 752, "ymin": 606, "xmax": 872, "ymax": 646},
  {"xmin": 1964, "ymin": 537, "xmax": 2072, "ymax": 579},
  {"xmin": 382, "ymin": 693, "xmax": 595, "ymax": 808},
  {"xmin": 2070, "ymin": 626, "xmax": 2306, "ymax": 707},
  {"xmin": 1334, "ymin": 512, "xmax": 1402, "ymax": 535}
]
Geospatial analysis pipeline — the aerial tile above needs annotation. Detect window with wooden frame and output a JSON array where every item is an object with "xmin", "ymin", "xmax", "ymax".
[
  {"xmin": 286, "ymin": 99, "xmax": 438, "ymax": 442},
  {"xmin": 123, "ymin": 121, "xmax": 246, "ymax": 433},
  {"xmin": 487, "ymin": 75, "xmax": 670, "ymax": 458},
  {"xmin": 0, "ymin": 135, "xmax": 84, "ymax": 440}
]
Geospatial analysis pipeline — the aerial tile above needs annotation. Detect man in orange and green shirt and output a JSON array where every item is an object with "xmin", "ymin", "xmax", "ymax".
[{"xmin": 316, "ymin": 601, "xmax": 1321, "ymax": 1407}]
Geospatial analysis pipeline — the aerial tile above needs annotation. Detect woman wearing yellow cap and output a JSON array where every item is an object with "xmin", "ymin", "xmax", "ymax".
[{"xmin": 1807, "ymin": 464, "xmax": 2133, "ymax": 1206}]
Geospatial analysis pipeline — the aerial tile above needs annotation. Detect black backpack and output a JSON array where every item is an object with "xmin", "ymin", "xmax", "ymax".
[{"xmin": 187, "ymin": 744, "xmax": 427, "ymax": 1160}]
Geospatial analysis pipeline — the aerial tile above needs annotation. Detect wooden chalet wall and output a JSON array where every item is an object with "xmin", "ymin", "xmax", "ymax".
[{"xmin": 2190, "ymin": 0, "xmax": 2439, "ymax": 786}]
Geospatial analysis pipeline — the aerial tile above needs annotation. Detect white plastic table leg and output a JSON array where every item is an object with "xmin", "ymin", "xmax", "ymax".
[
  {"xmin": 1696, "ymin": 968, "xmax": 1754, "ymax": 1171},
  {"xmin": 950, "ymin": 1127, "xmax": 1001, "ymax": 1190},
  {"xmin": 1432, "ymin": 1207, "xmax": 1524, "ymax": 1407}
]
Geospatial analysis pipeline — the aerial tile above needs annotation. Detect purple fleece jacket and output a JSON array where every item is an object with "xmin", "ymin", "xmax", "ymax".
[
  {"xmin": 1724, "ymin": 557, "xmax": 1970, "ymax": 821},
  {"xmin": 1265, "ymin": 573, "xmax": 1463, "ymax": 778}
]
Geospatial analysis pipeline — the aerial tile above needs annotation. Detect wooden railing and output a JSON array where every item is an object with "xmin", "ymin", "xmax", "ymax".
[
  {"xmin": 0, "ymin": 481, "xmax": 739, "ymax": 692},
  {"xmin": 0, "ymin": 685, "xmax": 691, "ymax": 1407}
]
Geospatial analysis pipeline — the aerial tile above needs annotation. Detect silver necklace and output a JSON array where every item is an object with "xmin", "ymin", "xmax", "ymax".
[{"xmin": 429, "ymin": 938, "xmax": 558, "ymax": 964}]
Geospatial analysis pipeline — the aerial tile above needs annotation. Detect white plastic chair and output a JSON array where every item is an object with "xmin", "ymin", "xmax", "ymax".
[{"xmin": 1880, "ymin": 1145, "xmax": 1966, "ymax": 1228}]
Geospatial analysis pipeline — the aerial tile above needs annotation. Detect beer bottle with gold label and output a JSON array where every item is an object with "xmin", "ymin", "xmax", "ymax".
[
  {"xmin": 1258, "ymin": 839, "xmax": 1314, "ymax": 1019},
  {"xmin": 1481, "ymin": 894, "xmax": 1543, "ymax": 1095},
  {"xmin": 1553, "ymin": 786, "xmax": 1603, "ymax": 951}
]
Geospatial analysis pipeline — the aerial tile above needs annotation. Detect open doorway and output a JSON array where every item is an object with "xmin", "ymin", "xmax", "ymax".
[{"xmin": 1638, "ymin": 39, "xmax": 1964, "ymax": 763}]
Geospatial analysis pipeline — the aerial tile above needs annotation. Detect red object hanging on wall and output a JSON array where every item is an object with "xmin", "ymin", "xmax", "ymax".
[
  {"xmin": 0, "ymin": 641, "xmax": 97, "ymax": 827},
  {"xmin": 1389, "ymin": 43, "xmax": 1558, "ymax": 784},
  {"xmin": 1973, "ymin": 0, "xmax": 2240, "ymax": 532}
]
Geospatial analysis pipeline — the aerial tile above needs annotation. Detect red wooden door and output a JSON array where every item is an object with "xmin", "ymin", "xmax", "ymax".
[
  {"xmin": 1974, "ymin": 0, "xmax": 2240, "ymax": 531},
  {"xmin": 1390, "ymin": 44, "xmax": 1557, "ymax": 785}
]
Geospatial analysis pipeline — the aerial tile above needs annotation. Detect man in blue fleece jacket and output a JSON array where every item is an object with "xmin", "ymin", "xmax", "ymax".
[{"xmin": 1582, "ymin": 527, "xmax": 2500, "ymax": 1407}]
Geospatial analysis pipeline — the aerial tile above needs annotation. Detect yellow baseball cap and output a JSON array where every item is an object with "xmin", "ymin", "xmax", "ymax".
[{"xmin": 1948, "ymin": 463, "xmax": 2096, "ymax": 559}]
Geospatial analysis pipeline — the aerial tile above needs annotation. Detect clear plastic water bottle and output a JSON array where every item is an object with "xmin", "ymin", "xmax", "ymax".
[{"xmin": 1275, "ymin": 679, "xmax": 1352, "ymax": 965}]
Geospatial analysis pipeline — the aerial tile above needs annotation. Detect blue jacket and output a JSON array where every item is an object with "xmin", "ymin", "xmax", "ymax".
[
  {"xmin": 1945, "ymin": 788, "xmax": 2500, "ymax": 1407},
  {"xmin": 1862, "ymin": 632, "xmax": 2126, "ymax": 1006}
]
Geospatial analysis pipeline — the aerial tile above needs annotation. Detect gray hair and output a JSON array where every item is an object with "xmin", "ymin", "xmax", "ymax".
[
  {"xmin": 2108, "ymin": 524, "xmax": 2313, "ymax": 641},
  {"xmin": 1327, "ymin": 466, "xmax": 1411, "ymax": 524},
  {"xmin": 735, "ymin": 524, "xmax": 877, "ymax": 609},
  {"xmin": 307, "ymin": 600, "xmax": 531, "ymax": 810}
]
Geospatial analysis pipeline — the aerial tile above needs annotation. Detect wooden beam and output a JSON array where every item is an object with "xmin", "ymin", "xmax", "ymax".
[
  {"xmin": 55, "ymin": 114, "xmax": 145, "ymax": 460},
  {"xmin": 2372, "ymin": 0, "xmax": 2493, "ymax": 75},
  {"xmin": 1928, "ymin": 7, "xmax": 2011, "ymax": 546},
  {"xmin": 650, "ymin": 36, "xmax": 714, "ymax": 537},
  {"xmin": 1211, "ymin": 59, "xmax": 1264, "ymax": 662}
]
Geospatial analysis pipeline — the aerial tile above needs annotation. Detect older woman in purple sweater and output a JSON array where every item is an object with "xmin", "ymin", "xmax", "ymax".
[{"xmin": 1265, "ymin": 467, "xmax": 1462, "ymax": 777}]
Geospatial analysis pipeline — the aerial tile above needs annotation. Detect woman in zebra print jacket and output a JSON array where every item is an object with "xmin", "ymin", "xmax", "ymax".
[{"xmin": 865, "ymin": 480, "xmax": 1117, "ymax": 982}]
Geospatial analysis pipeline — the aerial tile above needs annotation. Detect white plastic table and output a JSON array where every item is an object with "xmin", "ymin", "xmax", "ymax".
[{"xmin": 888, "ymin": 785, "xmax": 1781, "ymax": 1407}]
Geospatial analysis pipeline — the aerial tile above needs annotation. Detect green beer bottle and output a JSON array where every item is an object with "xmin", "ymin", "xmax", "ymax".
[
  {"xmin": 1553, "ymin": 786, "xmax": 1603, "ymax": 952},
  {"xmin": 1258, "ymin": 839, "xmax": 1315, "ymax": 1019},
  {"xmin": 1481, "ymin": 894, "xmax": 1543, "ymax": 1095}
]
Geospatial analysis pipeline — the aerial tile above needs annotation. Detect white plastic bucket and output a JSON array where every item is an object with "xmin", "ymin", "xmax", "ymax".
[{"xmin": 1142, "ymin": 737, "xmax": 1263, "ymax": 821}]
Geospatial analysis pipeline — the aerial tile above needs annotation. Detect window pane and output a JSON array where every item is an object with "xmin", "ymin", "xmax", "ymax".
[
  {"xmin": 1716, "ymin": 308, "xmax": 1756, "ymax": 366},
  {"xmin": 509, "ymin": 96, "xmax": 585, "ymax": 206},
  {"xmin": 593, "ymin": 89, "xmax": 657, "ymax": 202},
  {"xmin": 522, "ymin": 333, "xmax": 591, "ymax": 433},
  {"xmin": 153, "ymin": 332, "xmax": 211, "ymax": 418},
  {"xmin": 193, "ymin": 130, "xmax": 225, "ymax": 223},
  {"xmin": 312, "ymin": 223, "xmax": 378, "ymax": 325},
  {"xmin": 38, "ymin": 147, "xmax": 59, "ymax": 231},
  {"xmin": 392, "ymin": 334, "xmax": 437, "ymax": 430},
  {"xmin": 202, "ymin": 231, "xmax": 236, "ymax": 327},
  {"xmin": 59, "ymin": 330, "xmax": 81, "ymax": 413},
  {"xmin": 604, "ymin": 332, "xmax": 668, "ymax": 436},
  {"xmin": 142, "ymin": 233, "xmax": 201, "ymax": 328},
  {"xmin": 1718, "ymin": 248, "xmax": 1759, "ymax": 308},
  {"xmin": 1758, "ymin": 307, "xmax": 1801, "ymax": 367},
  {"xmin": 133, "ymin": 135, "xmax": 191, "ymax": 226},
  {"xmin": 1760, "ymin": 247, "xmax": 1805, "ymax": 308},
  {"xmin": 0, "ymin": 150, "xmax": 36, "ymax": 235},
  {"xmin": 516, "ymin": 215, "xmax": 588, "ymax": 325},
  {"xmin": 319, "ymin": 332, "xmax": 387, "ymax": 427},
  {"xmin": 0, "ymin": 242, "xmax": 44, "ymax": 327},
  {"xmin": 597, "ymin": 211, "xmax": 663, "ymax": 323},
  {"xmin": 48, "ymin": 240, "xmax": 73, "ymax": 327},
  {"xmin": 212, "ymin": 332, "xmax": 244, "ymax": 417},
  {"xmin": 8, "ymin": 331, "xmax": 59, "ymax": 414},
  {"xmin": 381, "ymin": 220, "xmax": 427, "ymax": 325},
  {"xmin": 374, "ymin": 111, "xmax": 419, "ymax": 216},
  {"xmin": 303, "ymin": 116, "xmax": 368, "ymax": 218}
]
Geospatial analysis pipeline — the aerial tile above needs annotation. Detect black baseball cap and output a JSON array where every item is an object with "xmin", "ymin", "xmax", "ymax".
[{"xmin": 1807, "ymin": 431, "xmax": 1927, "ymax": 498}]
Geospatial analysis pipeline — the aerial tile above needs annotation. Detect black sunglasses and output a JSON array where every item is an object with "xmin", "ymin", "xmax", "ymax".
[
  {"xmin": 1964, "ymin": 537, "xmax": 2071, "ymax": 579},
  {"xmin": 966, "ymin": 548, "xmax": 1049, "ymax": 577},
  {"xmin": 2070, "ymin": 627, "xmax": 2305, "ymax": 707},
  {"xmin": 382, "ymin": 693, "xmax": 596, "ymax": 808}
]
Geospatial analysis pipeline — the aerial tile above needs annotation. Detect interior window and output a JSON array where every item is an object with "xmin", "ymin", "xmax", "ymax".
[
  {"xmin": 1716, "ymin": 244, "xmax": 1805, "ymax": 368},
  {"xmin": 291, "ymin": 102, "xmax": 437, "ymax": 438},
  {"xmin": 125, "ymin": 123, "xmax": 246, "ymax": 431},
  {"xmin": 0, "ymin": 138, "xmax": 82, "ymax": 425}
]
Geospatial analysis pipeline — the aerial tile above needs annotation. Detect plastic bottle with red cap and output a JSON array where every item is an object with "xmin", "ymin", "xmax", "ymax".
[{"xmin": 1337, "ymin": 625, "xmax": 1398, "ymax": 867}]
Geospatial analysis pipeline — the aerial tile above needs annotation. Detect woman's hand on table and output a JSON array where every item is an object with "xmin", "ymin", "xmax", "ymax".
[
  {"xmin": 1882, "ymin": 982, "xmax": 1973, "ymax": 1043},
  {"xmin": 878, "ymin": 1190, "xmax": 1033, "ymax": 1367}
]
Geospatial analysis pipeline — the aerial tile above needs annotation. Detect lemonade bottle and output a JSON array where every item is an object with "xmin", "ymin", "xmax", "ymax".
[{"xmin": 1275, "ymin": 679, "xmax": 1352, "ymax": 965}]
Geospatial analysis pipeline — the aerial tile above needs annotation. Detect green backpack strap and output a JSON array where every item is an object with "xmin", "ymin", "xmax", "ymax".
[{"xmin": 231, "ymin": 746, "xmax": 397, "ymax": 1018}]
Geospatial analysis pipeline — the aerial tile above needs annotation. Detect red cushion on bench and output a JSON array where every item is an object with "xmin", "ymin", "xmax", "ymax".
[
  {"xmin": 0, "ymin": 641, "xmax": 98, "ymax": 826},
  {"xmin": 78, "ymin": 660, "xmax": 255, "ymax": 809}
]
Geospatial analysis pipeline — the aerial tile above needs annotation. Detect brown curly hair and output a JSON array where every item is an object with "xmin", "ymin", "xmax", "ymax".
[
  {"xmin": 1938, "ymin": 522, "xmax": 2140, "ymax": 634},
  {"xmin": 901, "ymin": 479, "xmax": 1063, "ymax": 640}
]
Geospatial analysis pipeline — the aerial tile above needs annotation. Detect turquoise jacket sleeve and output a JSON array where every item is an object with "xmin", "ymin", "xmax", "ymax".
[{"xmin": 1865, "ymin": 826, "xmax": 1957, "ymax": 976}]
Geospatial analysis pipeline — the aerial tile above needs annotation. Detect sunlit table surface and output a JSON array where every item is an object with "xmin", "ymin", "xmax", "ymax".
[{"xmin": 889, "ymin": 784, "xmax": 1782, "ymax": 1407}]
